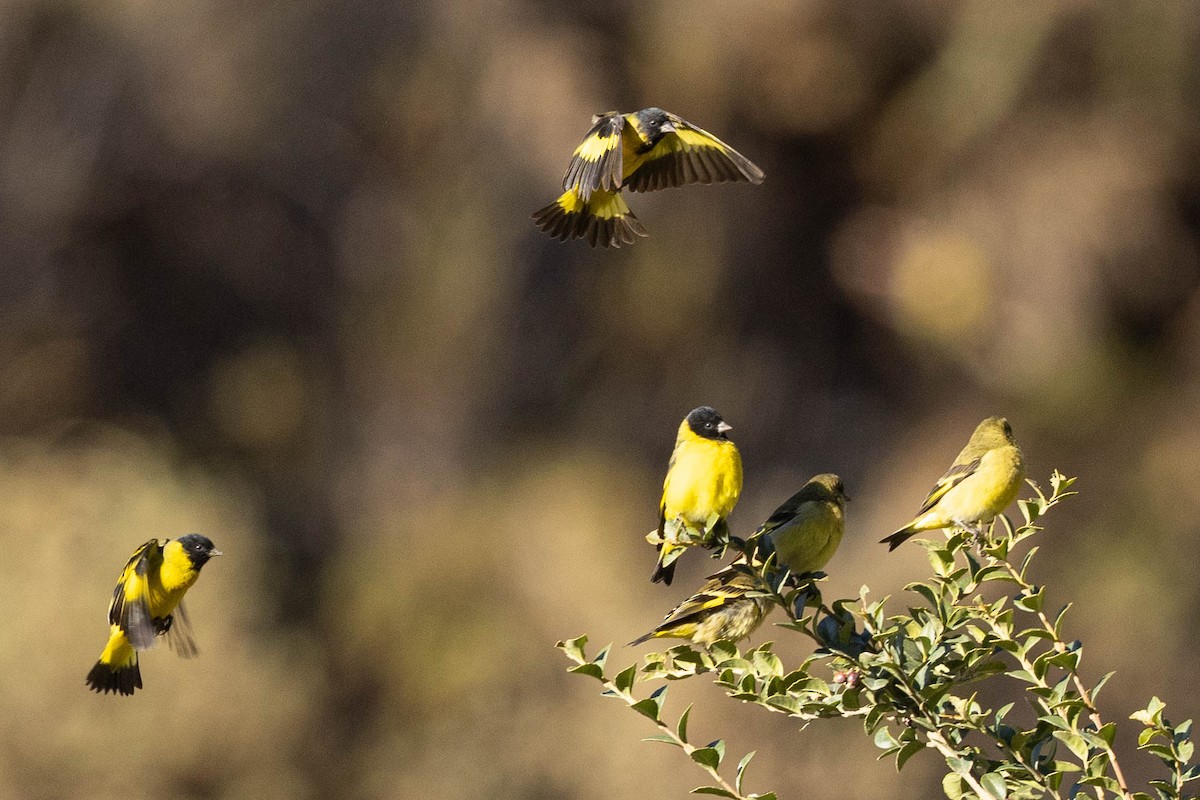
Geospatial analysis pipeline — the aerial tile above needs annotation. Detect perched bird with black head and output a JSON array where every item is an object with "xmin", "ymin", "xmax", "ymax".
[
  {"xmin": 650, "ymin": 406, "xmax": 743, "ymax": 586},
  {"xmin": 881, "ymin": 417, "xmax": 1025, "ymax": 551},
  {"xmin": 86, "ymin": 533, "xmax": 222, "ymax": 696},
  {"xmin": 533, "ymin": 107, "xmax": 764, "ymax": 247},
  {"xmin": 632, "ymin": 473, "xmax": 850, "ymax": 647}
]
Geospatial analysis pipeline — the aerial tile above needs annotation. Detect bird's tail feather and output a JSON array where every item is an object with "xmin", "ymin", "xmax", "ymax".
[
  {"xmin": 85, "ymin": 658, "xmax": 142, "ymax": 696},
  {"xmin": 879, "ymin": 524, "xmax": 919, "ymax": 551},
  {"xmin": 532, "ymin": 190, "xmax": 647, "ymax": 247},
  {"xmin": 651, "ymin": 541, "xmax": 685, "ymax": 585}
]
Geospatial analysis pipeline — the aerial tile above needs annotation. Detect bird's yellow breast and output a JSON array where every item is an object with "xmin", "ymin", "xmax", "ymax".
[
  {"xmin": 138, "ymin": 542, "xmax": 202, "ymax": 620},
  {"xmin": 771, "ymin": 502, "xmax": 844, "ymax": 575},
  {"xmin": 661, "ymin": 437, "xmax": 743, "ymax": 526},
  {"xmin": 926, "ymin": 445, "xmax": 1024, "ymax": 528}
]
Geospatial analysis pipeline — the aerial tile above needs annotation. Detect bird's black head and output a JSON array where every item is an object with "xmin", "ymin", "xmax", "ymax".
[
  {"xmin": 177, "ymin": 533, "xmax": 223, "ymax": 569},
  {"xmin": 686, "ymin": 406, "xmax": 732, "ymax": 441},
  {"xmin": 634, "ymin": 107, "xmax": 676, "ymax": 145}
]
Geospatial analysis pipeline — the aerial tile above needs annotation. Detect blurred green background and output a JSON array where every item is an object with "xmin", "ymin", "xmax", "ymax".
[{"xmin": 2, "ymin": 1, "xmax": 1198, "ymax": 797}]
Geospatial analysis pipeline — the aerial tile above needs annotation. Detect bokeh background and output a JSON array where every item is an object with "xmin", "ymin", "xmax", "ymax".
[{"xmin": 2, "ymin": 1, "xmax": 1198, "ymax": 797}]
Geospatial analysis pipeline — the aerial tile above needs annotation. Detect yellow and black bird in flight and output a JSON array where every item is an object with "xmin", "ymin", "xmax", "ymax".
[
  {"xmin": 533, "ymin": 107, "xmax": 764, "ymax": 247},
  {"xmin": 86, "ymin": 534, "xmax": 222, "ymax": 696},
  {"xmin": 650, "ymin": 406, "xmax": 743, "ymax": 586}
]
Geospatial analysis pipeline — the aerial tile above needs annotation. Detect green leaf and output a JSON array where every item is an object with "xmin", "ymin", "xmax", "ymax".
[
  {"xmin": 1094, "ymin": 722, "xmax": 1117, "ymax": 747},
  {"xmin": 1051, "ymin": 603, "xmax": 1073, "ymax": 637},
  {"xmin": 642, "ymin": 733, "xmax": 681, "ymax": 746},
  {"xmin": 896, "ymin": 740, "xmax": 925, "ymax": 771},
  {"xmin": 748, "ymin": 794, "xmax": 777, "ymax": 800},
  {"xmin": 942, "ymin": 773, "xmax": 966, "ymax": 800},
  {"xmin": 1018, "ymin": 499, "xmax": 1039, "ymax": 526},
  {"xmin": 735, "ymin": 751, "xmax": 756, "ymax": 793},
  {"xmin": 691, "ymin": 743, "xmax": 724, "ymax": 770},
  {"xmin": 613, "ymin": 664, "xmax": 637, "ymax": 695},
  {"xmin": 691, "ymin": 787, "xmax": 737, "ymax": 798},
  {"xmin": 1016, "ymin": 546, "xmax": 1040, "ymax": 581},
  {"xmin": 765, "ymin": 695, "xmax": 802, "ymax": 715},
  {"xmin": 1131, "ymin": 696, "xmax": 1166, "ymax": 726},
  {"xmin": 946, "ymin": 756, "xmax": 974, "ymax": 776},
  {"xmin": 1014, "ymin": 587, "xmax": 1044, "ymax": 614},
  {"xmin": 980, "ymin": 771, "xmax": 1008, "ymax": 799},
  {"xmin": 709, "ymin": 641, "xmax": 739, "ymax": 662},
  {"xmin": 1053, "ymin": 730, "xmax": 1090, "ymax": 763},
  {"xmin": 557, "ymin": 636, "xmax": 588, "ymax": 664},
  {"xmin": 1091, "ymin": 670, "xmax": 1115, "ymax": 702},
  {"xmin": 907, "ymin": 582, "xmax": 941, "ymax": 608},
  {"xmin": 631, "ymin": 686, "xmax": 668, "ymax": 722},
  {"xmin": 751, "ymin": 650, "xmax": 783, "ymax": 678},
  {"xmin": 874, "ymin": 727, "xmax": 899, "ymax": 750},
  {"xmin": 677, "ymin": 704, "xmax": 692, "ymax": 743},
  {"xmin": 568, "ymin": 663, "xmax": 606, "ymax": 681}
]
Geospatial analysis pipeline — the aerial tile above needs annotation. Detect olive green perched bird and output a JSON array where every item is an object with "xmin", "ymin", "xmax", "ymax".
[
  {"xmin": 631, "ymin": 474, "xmax": 849, "ymax": 647},
  {"xmin": 533, "ymin": 107, "xmax": 764, "ymax": 247},
  {"xmin": 880, "ymin": 416, "xmax": 1025, "ymax": 551},
  {"xmin": 86, "ymin": 534, "xmax": 223, "ymax": 696}
]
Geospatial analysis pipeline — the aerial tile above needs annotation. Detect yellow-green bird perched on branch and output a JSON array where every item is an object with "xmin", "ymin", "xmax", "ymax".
[
  {"xmin": 632, "ymin": 473, "xmax": 849, "ymax": 647},
  {"xmin": 533, "ymin": 107, "xmax": 764, "ymax": 247},
  {"xmin": 86, "ymin": 534, "xmax": 222, "ymax": 696},
  {"xmin": 649, "ymin": 406, "xmax": 743, "ymax": 586},
  {"xmin": 880, "ymin": 417, "xmax": 1025, "ymax": 551}
]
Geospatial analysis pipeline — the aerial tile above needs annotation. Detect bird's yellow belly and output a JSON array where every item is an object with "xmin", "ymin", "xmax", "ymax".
[
  {"xmin": 773, "ymin": 506, "xmax": 844, "ymax": 574},
  {"xmin": 931, "ymin": 450, "xmax": 1024, "ymax": 527},
  {"xmin": 662, "ymin": 447, "xmax": 741, "ymax": 525}
]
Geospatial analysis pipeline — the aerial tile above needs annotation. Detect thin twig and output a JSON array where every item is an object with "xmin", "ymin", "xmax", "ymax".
[{"xmin": 926, "ymin": 730, "xmax": 1001, "ymax": 800}]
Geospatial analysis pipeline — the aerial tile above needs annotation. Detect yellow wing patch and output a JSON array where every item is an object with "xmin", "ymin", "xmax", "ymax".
[
  {"xmin": 625, "ymin": 114, "xmax": 764, "ymax": 193},
  {"xmin": 918, "ymin": 458, "xmax": 981, "ymax": 515},
  {"xmin": 562, "ymin": 113, "xmax": 626, "ymax": 199},
  {"xmin": 109, "ymin": 539, "xmax": 163, "ymax": 650}
]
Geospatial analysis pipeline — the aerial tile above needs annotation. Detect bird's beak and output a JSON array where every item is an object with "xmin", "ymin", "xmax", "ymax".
[
  {"xmin": 209, "ymin": 549, "xmax": 224, "ymax": 557},
  {"xmin": 660, "ymin": 121, "xmax": 677, "ymax": 134},
  {"xmin": 717, "ymin": 421, "xmax": 732, "ymax": 434}
]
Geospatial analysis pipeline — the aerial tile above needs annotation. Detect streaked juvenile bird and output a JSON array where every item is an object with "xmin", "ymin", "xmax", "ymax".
[
  {"xmin": 880, "ymin": 416, "xmax": 1025, "ymax": 551},
  {"xmin": 650, "ymin": 406, "xmax": 743, "ymax": 586},
  {"xmin": 86, "ymin": 534, "xmax": 222, "ymax": 696},
  {"xmin": 533, "ymin": 107, "xmax": 764, "ymax": 247},
  {"xmin": 632, "ymin": 473, "xmax": 849, "ymax": 647},
  {"xmin": 629, "ymin": 564, "xmax": 768, "ymax": 647}
]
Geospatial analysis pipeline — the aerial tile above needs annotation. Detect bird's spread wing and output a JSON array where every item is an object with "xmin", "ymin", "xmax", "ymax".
[
  {"xmin": 110, "ymin": 539, "xmax": 161, "ymax": 650},
  {"xmin": 163, "ymin": 600, "xmax": 199, "ymax": 658},
  {"xmin": 624, "ymin": 112, "xmax": 764, "ymax": 193},
  {"xmin": 562, "ymin": 113, "xmax": 626, "ymax": 199},
  {"xmin": 917, "ymin": 457, "xmax": 982, "ymax": 515}
]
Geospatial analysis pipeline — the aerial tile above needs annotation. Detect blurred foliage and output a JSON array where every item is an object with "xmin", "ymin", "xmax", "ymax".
[
  {"xmin": 562, "ymin": 474, "xmax": 1199, "ymax": 800},
  {"xmin": 1, "ymin": 0, "xmax": 1199, "ymax": 797}
]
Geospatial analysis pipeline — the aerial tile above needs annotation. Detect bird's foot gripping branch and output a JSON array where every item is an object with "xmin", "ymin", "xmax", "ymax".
[{"xmin": 558, "ymin": 473, "xmax": 1199, "ymax": 800}]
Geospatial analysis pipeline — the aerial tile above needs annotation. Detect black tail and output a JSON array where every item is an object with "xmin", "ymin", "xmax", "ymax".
[
  {"xmin": 651, "ymin": 557, "xmax": 676, "ymax": 585},
  {"xmin": 879, "ymin": 525, "xmax": 917, "ymax": 552},
  {"xmin": 85, "ymin": 660, "xmax": 142, "ymax": 696}
]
